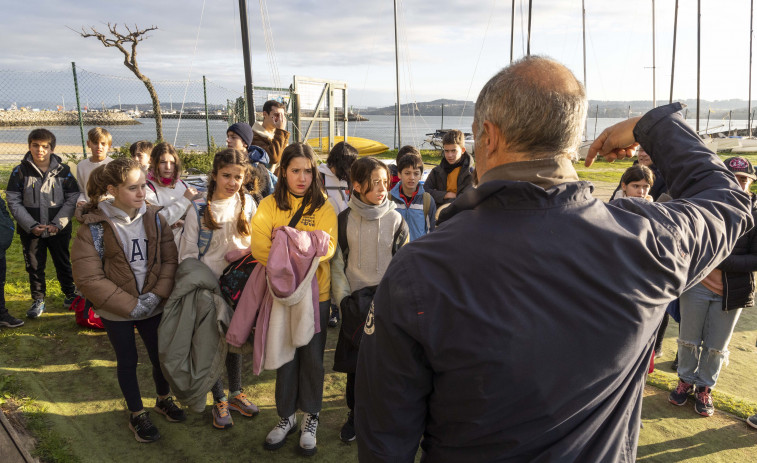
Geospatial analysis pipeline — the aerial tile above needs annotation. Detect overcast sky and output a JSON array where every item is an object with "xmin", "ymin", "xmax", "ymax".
[{"xmin": 2, "ymin": 0, "xmax": 756, "ymax": 108}]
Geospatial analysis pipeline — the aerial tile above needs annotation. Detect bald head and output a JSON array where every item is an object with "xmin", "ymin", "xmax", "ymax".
[{"xmin": 474, "ymin": 56, "xmax": 587, "ymax": 160}]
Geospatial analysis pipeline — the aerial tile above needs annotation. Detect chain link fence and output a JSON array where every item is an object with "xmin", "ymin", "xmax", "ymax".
[{"xmin": 0, "ymin": 64, "xmax": 289, "ymax": 164}]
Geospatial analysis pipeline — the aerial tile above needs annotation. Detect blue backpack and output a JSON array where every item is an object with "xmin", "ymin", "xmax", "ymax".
[{"xmin": 190, "ymin": 194, "xmax": 254, "ymax": 258}]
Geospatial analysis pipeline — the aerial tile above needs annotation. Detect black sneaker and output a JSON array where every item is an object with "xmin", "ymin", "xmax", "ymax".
[
  {"xmin": 747, "ymin": 414, "xmax": 757, "ymax": 430},
  {"xmin": 328, "ymin": 304, "xmax": 339, "ymax": 328},
  {"xmin": 339, "ymin": 410, "xmax": 355, "ymax": 442},
  {"xmin": 154, "ymin": 396, "xmax": 186, "ymax": 422},
  {"xmin": 63, "ymin": 293, "xmax": 77, "ymax": 309},
  {"xmin": 694, "ymin": 386, "xmax": 714, "ymax": 417},
  {"xmin": 0, "ymin": 311, "xmax": 24, "ymax": 328},
  {"xmin": 668, "ymin": 380, "xmax": 693, "ymax": 406},
  {"xmin": 129, "ymin": 411, "xmax": 161, "ymax": 443},
  {"xmin": 26, "ymin": 299, "xmax": 45, "ymax": 319}
]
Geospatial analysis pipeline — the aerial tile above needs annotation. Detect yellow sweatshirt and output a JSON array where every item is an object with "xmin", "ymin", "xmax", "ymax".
[{"xmin": 251, "ymin": 193, "xmax": 337, "ymax": 301}]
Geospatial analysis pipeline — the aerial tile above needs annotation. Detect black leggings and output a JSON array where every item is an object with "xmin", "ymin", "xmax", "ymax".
[
  {"xmin": 101, "ymin": 314, "xmax": 170, "ymax": 412},
  {"xmin": 211, "ymin": 353, "xmax": 242, "ymax": 402}
]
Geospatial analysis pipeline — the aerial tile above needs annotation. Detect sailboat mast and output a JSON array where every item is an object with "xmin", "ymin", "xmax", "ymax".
[
  {"xmin": 750, "ymin": 0, "xmax": 754, "ymax": 137},
  {"xmin": 582, "ymin": 0, "xmax": 587, "ymax": 90},
  {"xmin": 697, "ymin": 0, "xmax": 701, "ymax": 133},
  {"xmin": 527, "ymin": 0, "xmax": 533, "ymax": 56},
  {"xmin": 670, "ymin": 0, "xmax": 678, "ymax": 104},
  {"xmin": 394, "ymin": 0, "xmax": 402, "ymax": 146},
  {"xmin": 238, "ymin": 0, "xmax": 255, "ymax": 124},
  {"xmin": 652, "ymin": 0, "xmax": 656, "ymax": 108},
  {"xmin": 510, "ymin": 0, "xmax": 515, "ymax": 63}
]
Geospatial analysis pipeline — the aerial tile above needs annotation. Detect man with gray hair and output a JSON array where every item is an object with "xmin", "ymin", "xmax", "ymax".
[{"xmin": 354, "ymin": 56, "xmax": 752, "ymax": 461}]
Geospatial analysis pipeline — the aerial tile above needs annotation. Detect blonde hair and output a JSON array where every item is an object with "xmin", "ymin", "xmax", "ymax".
[
  {"xmin": 87, "ymin": 127, "xmax": 113, "ymax": 146},
  {"xmin": 86, "ymin": 158, "xmax": 142, "ymax": 208},
  {"xmin": 204, "ymin": 149, "xmax": 253, "ymax": 236}
]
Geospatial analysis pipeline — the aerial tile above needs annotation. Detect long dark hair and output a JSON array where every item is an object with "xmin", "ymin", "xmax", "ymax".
[
  {"xmin": 149, "ymin": 142, "xmax": 182, "ymax": 186},
  {"xmin": 205, "ymin": 149, "xmax": 252, "ymax": 235},
  {"xmin": 273, "ymin": 143, "xmax": 325, "ymax": 216},
  {"xmin": 326, "ymin": 141, "xmax": 358, "ymax": 183}
]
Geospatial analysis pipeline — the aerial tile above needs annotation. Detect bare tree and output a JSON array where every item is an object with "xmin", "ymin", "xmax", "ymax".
[{"xmin": 77, "ymin": 23, "xmax": 164, "ymax": 141}]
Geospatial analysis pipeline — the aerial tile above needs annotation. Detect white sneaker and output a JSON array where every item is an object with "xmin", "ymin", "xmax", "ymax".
[
  {"xmin": 299, "ymin": 412, "xmax": 319, "ymax": 456},
  {"xmin": 264, "ymin": 413, "xmax": 296, "ymax": 450}
]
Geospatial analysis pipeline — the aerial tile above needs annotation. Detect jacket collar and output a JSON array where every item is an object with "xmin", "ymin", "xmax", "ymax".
[{"xmin": 437, "ymin": 156, "xmax": 593, "ymax": 225}]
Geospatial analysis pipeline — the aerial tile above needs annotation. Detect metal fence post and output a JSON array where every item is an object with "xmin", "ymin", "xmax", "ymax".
[
  {"xmin": 71, "ymin": 62, "xmax": 86, "ymax": 158},
  {"xmin": 203, "ymin": 76, "xmax": 211, "ymax": 154}
]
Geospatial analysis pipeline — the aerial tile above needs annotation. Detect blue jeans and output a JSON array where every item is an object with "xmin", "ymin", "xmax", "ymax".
[{"xmin": 677, "ymin": 282, "xmax": 742, "ymax": 388}]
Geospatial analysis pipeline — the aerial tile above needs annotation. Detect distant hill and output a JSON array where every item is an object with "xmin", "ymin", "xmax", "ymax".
[{"xmin": 358, "ymin": 99, "xmax": 475, "ymax": 117}]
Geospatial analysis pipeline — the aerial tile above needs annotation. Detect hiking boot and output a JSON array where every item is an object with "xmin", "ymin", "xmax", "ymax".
[
  {"xmin": 328, "ymin": 304, "xmax": 339, "ymax": 328},
  {"xmin": 300, "ymin": 412, "xmax": 319, "ymax": 456},
  {"xmin": 129, "ymin": 411, "xmax": 160, "ymax": 443},
  {"xmin": 747, "ymin": 414, "xmax": 757, "ymax": 429},
  {"xmin": 339, "ymin": 410, "xmax": 355, "ymax": 442},
  {"xmin": 228, "ymin": 392, "xmax": 259, "ymax": 417},
  {"xmin": 154, "ymin": 396, "xmax": 186, "ymax": 422},
  {"xmin": 264, "ymin": 413, "xmax": 297, "ymax": 450},
  {"xmin": 668, "ymin": 380, "xmax": 694, "ymax": 406},
  {"xmin": 26, "ymin": 299, "xmax": 45, "ymax": 319},
  {"xmin": 694, "ymin": 386, "xmax": 714, "ymax": 417},
  {"xmin": 0, "ymin": 311, "xmax": 24, "ymax": 328},
  {"xmin": 212, "ymin": 401, "xmax": 233, "ymax": 429}
]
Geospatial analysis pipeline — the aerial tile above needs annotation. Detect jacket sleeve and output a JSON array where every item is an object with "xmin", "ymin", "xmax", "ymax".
[
  {"xmin": 269, "ymin": 128, "xmax": 290, "ymax": 165},
  {"xmin": 457, "ymin": 165, "xmax": 474, "ymax": 196},
  {"xmin": 177, "ymin": 203, "xmax": 200, "ymax": 262},
  {"xmin": 427, "ymin": 198, "xmax": 437, "ymax": 233},
  {"xmin": 50, "ymin": 171, "xmax": 80, "ymax": 230},
  {"xmin": 330, "ymin": 246, "xmax": 351, "ymax": 305},
  {"xmin": 152, "ymin": 214, "xmax": 179, "ymax": 299},
  {"xmin": 718, "ymin": 205, "xmax": 757, "ymax": 273},
  {"xmin": 71, "ymin": 224, "xmax": 139, "ymax": 316},
  {"xmin": 423, "ymin": 168, "xmax": 446, "ymax": 205},
  {"xmin": 250, "ymin": 199, "xmax": 274, "ymax": 266},
  {"xmin": 355, "ymin": 256, "xmax": 432, "ymax": 462},
  {"xmin": 315, "ymin": 200, "xmax": 338, "ymax": 263},
  {"xmin": 5, "ymin": 167, "xmax": 38, "ymax": 233},
  {"xmin": 628, "ymin": 103, "xmax": 754, "ymax": 289}
]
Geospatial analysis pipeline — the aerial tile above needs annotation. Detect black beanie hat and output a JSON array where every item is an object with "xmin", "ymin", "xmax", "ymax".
[{"xmin": 227, "ymin": 122, "xmax": 253, "ymax": 147}]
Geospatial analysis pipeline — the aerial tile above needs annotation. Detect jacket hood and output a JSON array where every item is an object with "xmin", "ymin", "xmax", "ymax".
[
  {"xmin": 252, "ymin": 121, "xmax": 274, "ymax": 141},
  {"xmin": 318, "ymin": 163, "xmax": 337, "ymax": 180},
  {"xmin": 348, "ymin": 193, "xmax": 396, "ymax": 220},
  {"xmin": 77, "ymin": 202, "xmax": 162, "ymax": 225},
  {"xmin": 22, "ymin": 151, "xmax": 64, "ymax": 175},
  {"xmin": 99, "ymin": 200, "xmax": 147, "ymax": 224}
]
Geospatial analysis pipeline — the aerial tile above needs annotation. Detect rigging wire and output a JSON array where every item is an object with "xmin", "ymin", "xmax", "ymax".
[
  {"xmin": 174, "ymin": 0, "xmax": 207, "ymax": 146},
  {"xmin": 259, "ymin": 0, "xmax": 282, "ymax": 89},
  {"xmin": 458, "ymin": 0, "xmax": 497, "ymax": 127}
]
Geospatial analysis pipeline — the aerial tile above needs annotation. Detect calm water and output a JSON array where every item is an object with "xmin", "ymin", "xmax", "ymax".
[{"xmin": 0, "ymin": 114, "xmax": 748, "ymax": 156}]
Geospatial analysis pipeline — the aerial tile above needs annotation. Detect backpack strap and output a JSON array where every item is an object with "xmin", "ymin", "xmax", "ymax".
[
  {"xmin": 146, "ymin": 181, "xmax": 157, "ymax": 194},
  {"xmin": 391, "ymin": 216, "xmax": 409, "ymax": 256},
  {"xmin": 422, "ymin": 192, "xmax": 431, "ymax": 219},
  {"xmin": 88, "ymin": 223, "xmax": 105, "ymax": 260},
  {"xmin": 191, "ymin": 197, "xmax": 213, "ymax": 258},
  {"xmin": 288, "ymin": 202, "xmax": 307, "ymax": 228},
  {"xmin": 337, "ymin": 208, "xmax": 351, "ymax": 267}
]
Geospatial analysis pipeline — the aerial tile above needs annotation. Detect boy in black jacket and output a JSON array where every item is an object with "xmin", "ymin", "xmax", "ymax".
[
  {"xmin": 6, "ymin": 129, "xmax": 80, "ymax": 319},
  {"xmin": 423, "ymin": 130, "xmax": 474, "ymax": 208}
]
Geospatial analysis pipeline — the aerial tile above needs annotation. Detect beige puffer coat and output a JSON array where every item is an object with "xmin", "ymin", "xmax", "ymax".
[{"xmin": 72, "ymin": 204, "xmax": 178, "ymax": 321}]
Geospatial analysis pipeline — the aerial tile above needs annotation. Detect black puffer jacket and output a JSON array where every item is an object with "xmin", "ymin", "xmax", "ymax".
[{"xmin": 719, "ymin": 195, "xmax": 757, "ymax": 310}]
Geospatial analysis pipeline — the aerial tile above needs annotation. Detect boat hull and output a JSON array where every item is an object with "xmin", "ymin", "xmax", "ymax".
[{"xmin": 307, "ymin": 136, "xmax": 389, "ymax": 156}]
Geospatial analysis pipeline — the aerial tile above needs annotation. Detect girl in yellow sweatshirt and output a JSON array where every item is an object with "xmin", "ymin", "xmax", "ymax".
[{"xmin": 251, "ymin": 143, "xmax": 337, "ymax": 456}]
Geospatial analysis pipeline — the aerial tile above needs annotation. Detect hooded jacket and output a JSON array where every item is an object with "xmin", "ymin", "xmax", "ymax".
[
  {"xmin": 318, "ymin": 163, "xmax": 351, "ymax": 214},
  {"xmin": 251, "ymin": 121, "xmax": 290, "ymax": 167},
  {"xmin": 72, "ymin": 203, "xmax": 177, "ymax": 321},
  {"xmin": 354, "ymin": 103, "xmax": 754, "ymax": 462},
  {"xmin": 6, "ymin": 152, "xmax": 79, "ymax": 234},
  {"xmin": 158, "ymin": 258, "xmax": 232, "ymax": 413},
  {"xmin": 423, "ymin": 151, "xmax": 474, "ymax": 207},
  {"xmin": 390, "ymin": 182, "xmax": 436, "ymax": 241},
  {"xmin": 718, "ymin": 194, "xmax": 757, "ymax": 310}
]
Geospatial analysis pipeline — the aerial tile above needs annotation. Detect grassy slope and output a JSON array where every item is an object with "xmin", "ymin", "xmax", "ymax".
[{"xmin": 2, "ymin": 158, "xmax": 757, "ymax": 462}]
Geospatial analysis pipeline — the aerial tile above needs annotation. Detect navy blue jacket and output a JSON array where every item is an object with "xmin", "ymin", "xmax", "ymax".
[{"xmin": 354, "ymin": 104, "xmax": 753, "ymax": 462}]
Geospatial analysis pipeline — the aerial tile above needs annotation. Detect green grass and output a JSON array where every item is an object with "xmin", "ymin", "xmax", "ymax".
[{"xmin": 3, "ymin": 160, "xmax": 757, "ymax": 461}]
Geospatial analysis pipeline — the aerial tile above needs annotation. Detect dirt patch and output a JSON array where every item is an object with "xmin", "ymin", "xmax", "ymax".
[{"xmin": 1, "ymin": 399, "xmax": 38, "ymax": 462}]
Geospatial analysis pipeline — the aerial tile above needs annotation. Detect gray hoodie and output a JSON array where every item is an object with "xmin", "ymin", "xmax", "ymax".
[{"xmin": 99, "ymin": 201, "xmax": 149, "ymax": 293}]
